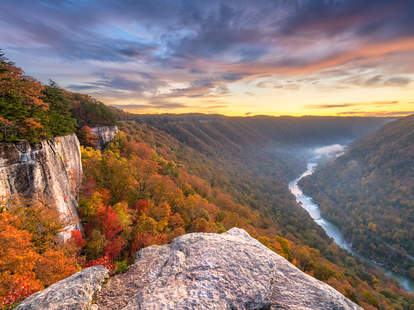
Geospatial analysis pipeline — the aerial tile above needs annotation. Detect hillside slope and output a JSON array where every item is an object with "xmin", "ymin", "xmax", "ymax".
[
  {"xmin": 127, "ymin": 115, "xmax": 388, "ymax": 249},
  {"xmin": 300, "ymin": 114, "xmax": 414, "ymax": 277}
]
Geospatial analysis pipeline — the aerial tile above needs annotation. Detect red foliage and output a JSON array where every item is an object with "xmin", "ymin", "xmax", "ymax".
[
  {"xmin": 83, "ymin": 223, "xmax": 94, "ymax": 236},
  {"xmin": 70, "ymin": 230, "xmax": 86, "ymax": 249},
  {"xmin": 79, "ymin": 125, "xmax": 98, "ymax": 147},
  {"xmin": 84, "ymin": 254, "xmax": 113, "ymax": 272},
  {"xmin": 133, "ymin": 199, "xmax": 151, "ymax": 216},
  {"xmin": 104, "ymin": 236, "xmax": 125, "ymax": 260},
  {"xmin": 97, "ymin": 206, "xmax": 123, "ymax": 241},
  {"xmin": 132, "ymin": 232, "xmax": 167, "ymax": 252},
  {"xmin": 1, "ymin": 276, "xmax": 41, "ymax": 307}
]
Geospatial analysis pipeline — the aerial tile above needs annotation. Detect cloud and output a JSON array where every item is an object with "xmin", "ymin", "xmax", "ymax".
[
  {"xmin": 384, "ymin": 77, "xmax": 411, "ymax": 87},
  {"xmin": 305, "ymin": 101, "xmax": 399, "ymax": 109},
  {"xmin": 305, "ymin": 104, "xmax": 356, "ymax": 109},
  {"xmin": 112, "ymin": 101, "xmax": 187, "ymax": 110},
  {"xmin": 342, "ymin": 74, "xmax": 411, "ymax": 88},
  {"xmin": 150, "ymin": 101, "xmax": 187, "ymax": 108},
  {"xmin": 68, "ymin": 73, "xmax": 167, "ymax": 98},
  {"xmin": 111, "ymin": 104, "xmax": 153, "ymax": 110},
  {"xmin": 280, "ymin": 0, "xmax": 414, "ymax": 41},
  {"xmin": 1, "ymin": 0, "xmax": 414, "ymax": 111},
  {"xmin": 337, "ymin": 111, "xmax": 414, "ymax": 117},
  {"xmin": 256, "ymin": 80, "xmax": 300, "ymax": 90},
  {"xmin": 364, "ymin": 75, "xmax": 383, "ymax": 86}
]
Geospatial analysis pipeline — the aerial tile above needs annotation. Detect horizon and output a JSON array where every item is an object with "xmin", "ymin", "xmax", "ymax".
[
  {"xmin": 124, "ymin": 111, "xmax": 398, "ymax": 119},
  {"xmin": 1, "ymin": 0, "xmax": 414, "ymax": 117}
]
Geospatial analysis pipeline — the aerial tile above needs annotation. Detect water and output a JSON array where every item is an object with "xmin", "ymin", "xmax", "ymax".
[{"xmin": 288, "ymin": 144, "xmax": 414, "ymax": 293}]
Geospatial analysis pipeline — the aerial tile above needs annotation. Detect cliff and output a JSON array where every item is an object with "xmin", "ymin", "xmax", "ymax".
[
  {"xmin": 0, "ymin": 134, "xmax": 82, "ymax": 241},
  {"xmin": 17, "ymin": 228, "xmax": 361, "ymax": 309},
  {"xmin": 90, "ymin": 126, "xmax": 118, "ymax": 150}
]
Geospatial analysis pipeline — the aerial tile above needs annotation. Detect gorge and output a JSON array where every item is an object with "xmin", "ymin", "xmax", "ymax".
[{"xmin": 289, "ymin": 144, "xmax": 414, "ymax": 293}]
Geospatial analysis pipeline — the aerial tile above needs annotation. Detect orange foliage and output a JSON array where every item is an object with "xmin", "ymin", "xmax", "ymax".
[
  {"xmin": 0, "ymin": 212, "xmax": 78, "ymax": 307},
  {"xmin": 133, "ymin": 199, "xmax": 151, "ymax": 216},
  {"xmin": 34, "ymin": 249, "xmax": 78, "ymax": 287}
]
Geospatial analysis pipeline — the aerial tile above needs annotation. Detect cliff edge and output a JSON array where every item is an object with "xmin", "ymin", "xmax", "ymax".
[
  {"xmin": 18, "ymin": 228, "xmax": 361, "ymax": 309},
  {"xmin": 0, "ymin": 134, "xmax": 82, "ymax": 240},
  {"xmin": 90, "ymin": 126, "xmax": 118, "ymax": 150}
]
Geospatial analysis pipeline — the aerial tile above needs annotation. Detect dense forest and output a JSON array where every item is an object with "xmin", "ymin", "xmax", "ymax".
[
  {"xmin": 1, "ymin": 53, "xmax": 414, "ymax": 309},
  {"xmin": 300, "ymin": 114, "xmax": 414, "ymax": 279}
]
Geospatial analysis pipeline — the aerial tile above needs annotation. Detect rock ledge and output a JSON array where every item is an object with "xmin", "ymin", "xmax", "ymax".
[
  {"xmin": 16, "ymin": 266, "xmax": 109, "ymax": 310},
  {"xmin": 97, "ymin": 228, "xmax": 361, "ymax": 310},
  {"xmin": 17, "ymin": 228, "xmax": 361, "ymax": 310}
]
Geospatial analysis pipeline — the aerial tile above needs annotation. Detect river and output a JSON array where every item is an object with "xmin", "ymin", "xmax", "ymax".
[{"xmin": 288, "ymin": 144, "xmax": 414, "ymax": 293}]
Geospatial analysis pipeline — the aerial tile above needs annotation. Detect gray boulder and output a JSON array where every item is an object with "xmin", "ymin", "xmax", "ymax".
[
  {"xmin": 96, "ymin": 228, "xmax": 361, "ymax": 310},
  {"xmin": 16, "ymin": 266, "xmax": 109, "ymax": 310}
]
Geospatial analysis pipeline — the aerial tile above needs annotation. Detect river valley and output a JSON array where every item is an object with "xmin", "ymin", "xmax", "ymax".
[{"xmin": 289, "ymin": 144, "xmax": 414, "ymax": 293}]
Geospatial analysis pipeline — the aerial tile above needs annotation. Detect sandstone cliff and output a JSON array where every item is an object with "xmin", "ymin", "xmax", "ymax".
[
  {"xmin": 17, "ymin": 228, "xmax": 361, "ymax": 309},
  {"xmin": 90, "ymin": 126, "xmax": 118, "ymax": 150},
  {"xmin": 0, "ymin": 134, "xmax": 82, "ymax": 241}
]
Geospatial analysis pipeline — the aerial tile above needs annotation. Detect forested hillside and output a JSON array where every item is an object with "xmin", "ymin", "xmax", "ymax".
[
  {"xmin": 300, "ymin": 114, "xmax": 414, "ymax": 279},
  {"xmin": 131, "ymin": 114, "xmax": 388, "ymax": 247},
  {"xmin": 1, "ymin": 53, "xmax": 413, "ymax": 309}
]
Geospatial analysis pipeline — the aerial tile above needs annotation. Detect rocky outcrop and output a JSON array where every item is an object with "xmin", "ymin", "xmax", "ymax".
[
  {"xmin": 90, "ymin": 126, "xmax": 118, "ymax": 150},
  {"xmin": 0, "ymin": 134, "xmax": 82, "ymax": 241},
  {"xmin": 98, "ymin": 228, "xmax": 359, "ymax": 310},
  {"xmin": 17, "ymin": 228, "xmax": 361, "ymax": 309},
  {"xmin": 16, "ymin": 266, "xmax": 109, "ymax": 310}
]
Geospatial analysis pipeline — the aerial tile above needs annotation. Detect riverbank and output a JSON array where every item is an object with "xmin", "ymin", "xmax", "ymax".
[{"xmin": 289, "ymin": 145, "xmax": 414, "ymax": 293}]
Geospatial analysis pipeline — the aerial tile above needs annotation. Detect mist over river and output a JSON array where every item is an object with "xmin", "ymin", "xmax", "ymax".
[{"xmin": 289, "ymin": 144, "xmax": 414, "ymax": 293}]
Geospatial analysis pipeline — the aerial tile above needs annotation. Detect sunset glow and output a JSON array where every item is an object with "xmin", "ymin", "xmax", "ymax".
[{"xmin": 1, "ymin": 0, "xmax": 413, "ymax": 116}]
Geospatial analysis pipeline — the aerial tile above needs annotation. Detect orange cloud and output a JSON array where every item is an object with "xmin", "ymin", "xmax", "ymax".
[{"xmin": 197, "ymin": 37, "xmax": 414, "ymax": 78}]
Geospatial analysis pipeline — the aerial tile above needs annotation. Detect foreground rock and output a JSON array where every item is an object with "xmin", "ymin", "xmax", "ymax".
[
  {"xmin": 17, "ymin": 229, "xmax": 360, "ymax": 309},
  {"xmin": 16, "ymin": 266, "xmax": 109, "ymax": 310},
  {"xmin": 97, "ymin": 228, "xmax": 361, "ymax": 310},
  {"xmin": 0, "ymin": 134, "xmax": 82, "ymax": 240}
]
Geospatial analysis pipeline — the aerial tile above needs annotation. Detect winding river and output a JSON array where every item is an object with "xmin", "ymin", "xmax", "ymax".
[{"xmin": 288, "ymin": 144, "xmax": 414, "ymax": 293}]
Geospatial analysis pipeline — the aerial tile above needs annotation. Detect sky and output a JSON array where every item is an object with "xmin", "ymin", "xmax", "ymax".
[{"xmin": 1, "ymin": 0, "xmax": 414, "ymax": 117}]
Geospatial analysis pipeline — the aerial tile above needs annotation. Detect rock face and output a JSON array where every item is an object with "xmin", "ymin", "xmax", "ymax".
[
  {"xmin": 90, "ymin": 126, "xmax": 118, "ymax": 150},
  {"xmin": 0, "ymin": 134, "xmax": 82, "ymax": 241},
  {"xmin": 17, "ymin": 228, "xmax": 361, "ymax": 309},
  {"xmin": 16, "ymin": 266, "xmax": 109, "ymax": 310},
  {"xmin": 96, "ymin": 228, "xmax": 360, "ymax": 310}
]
